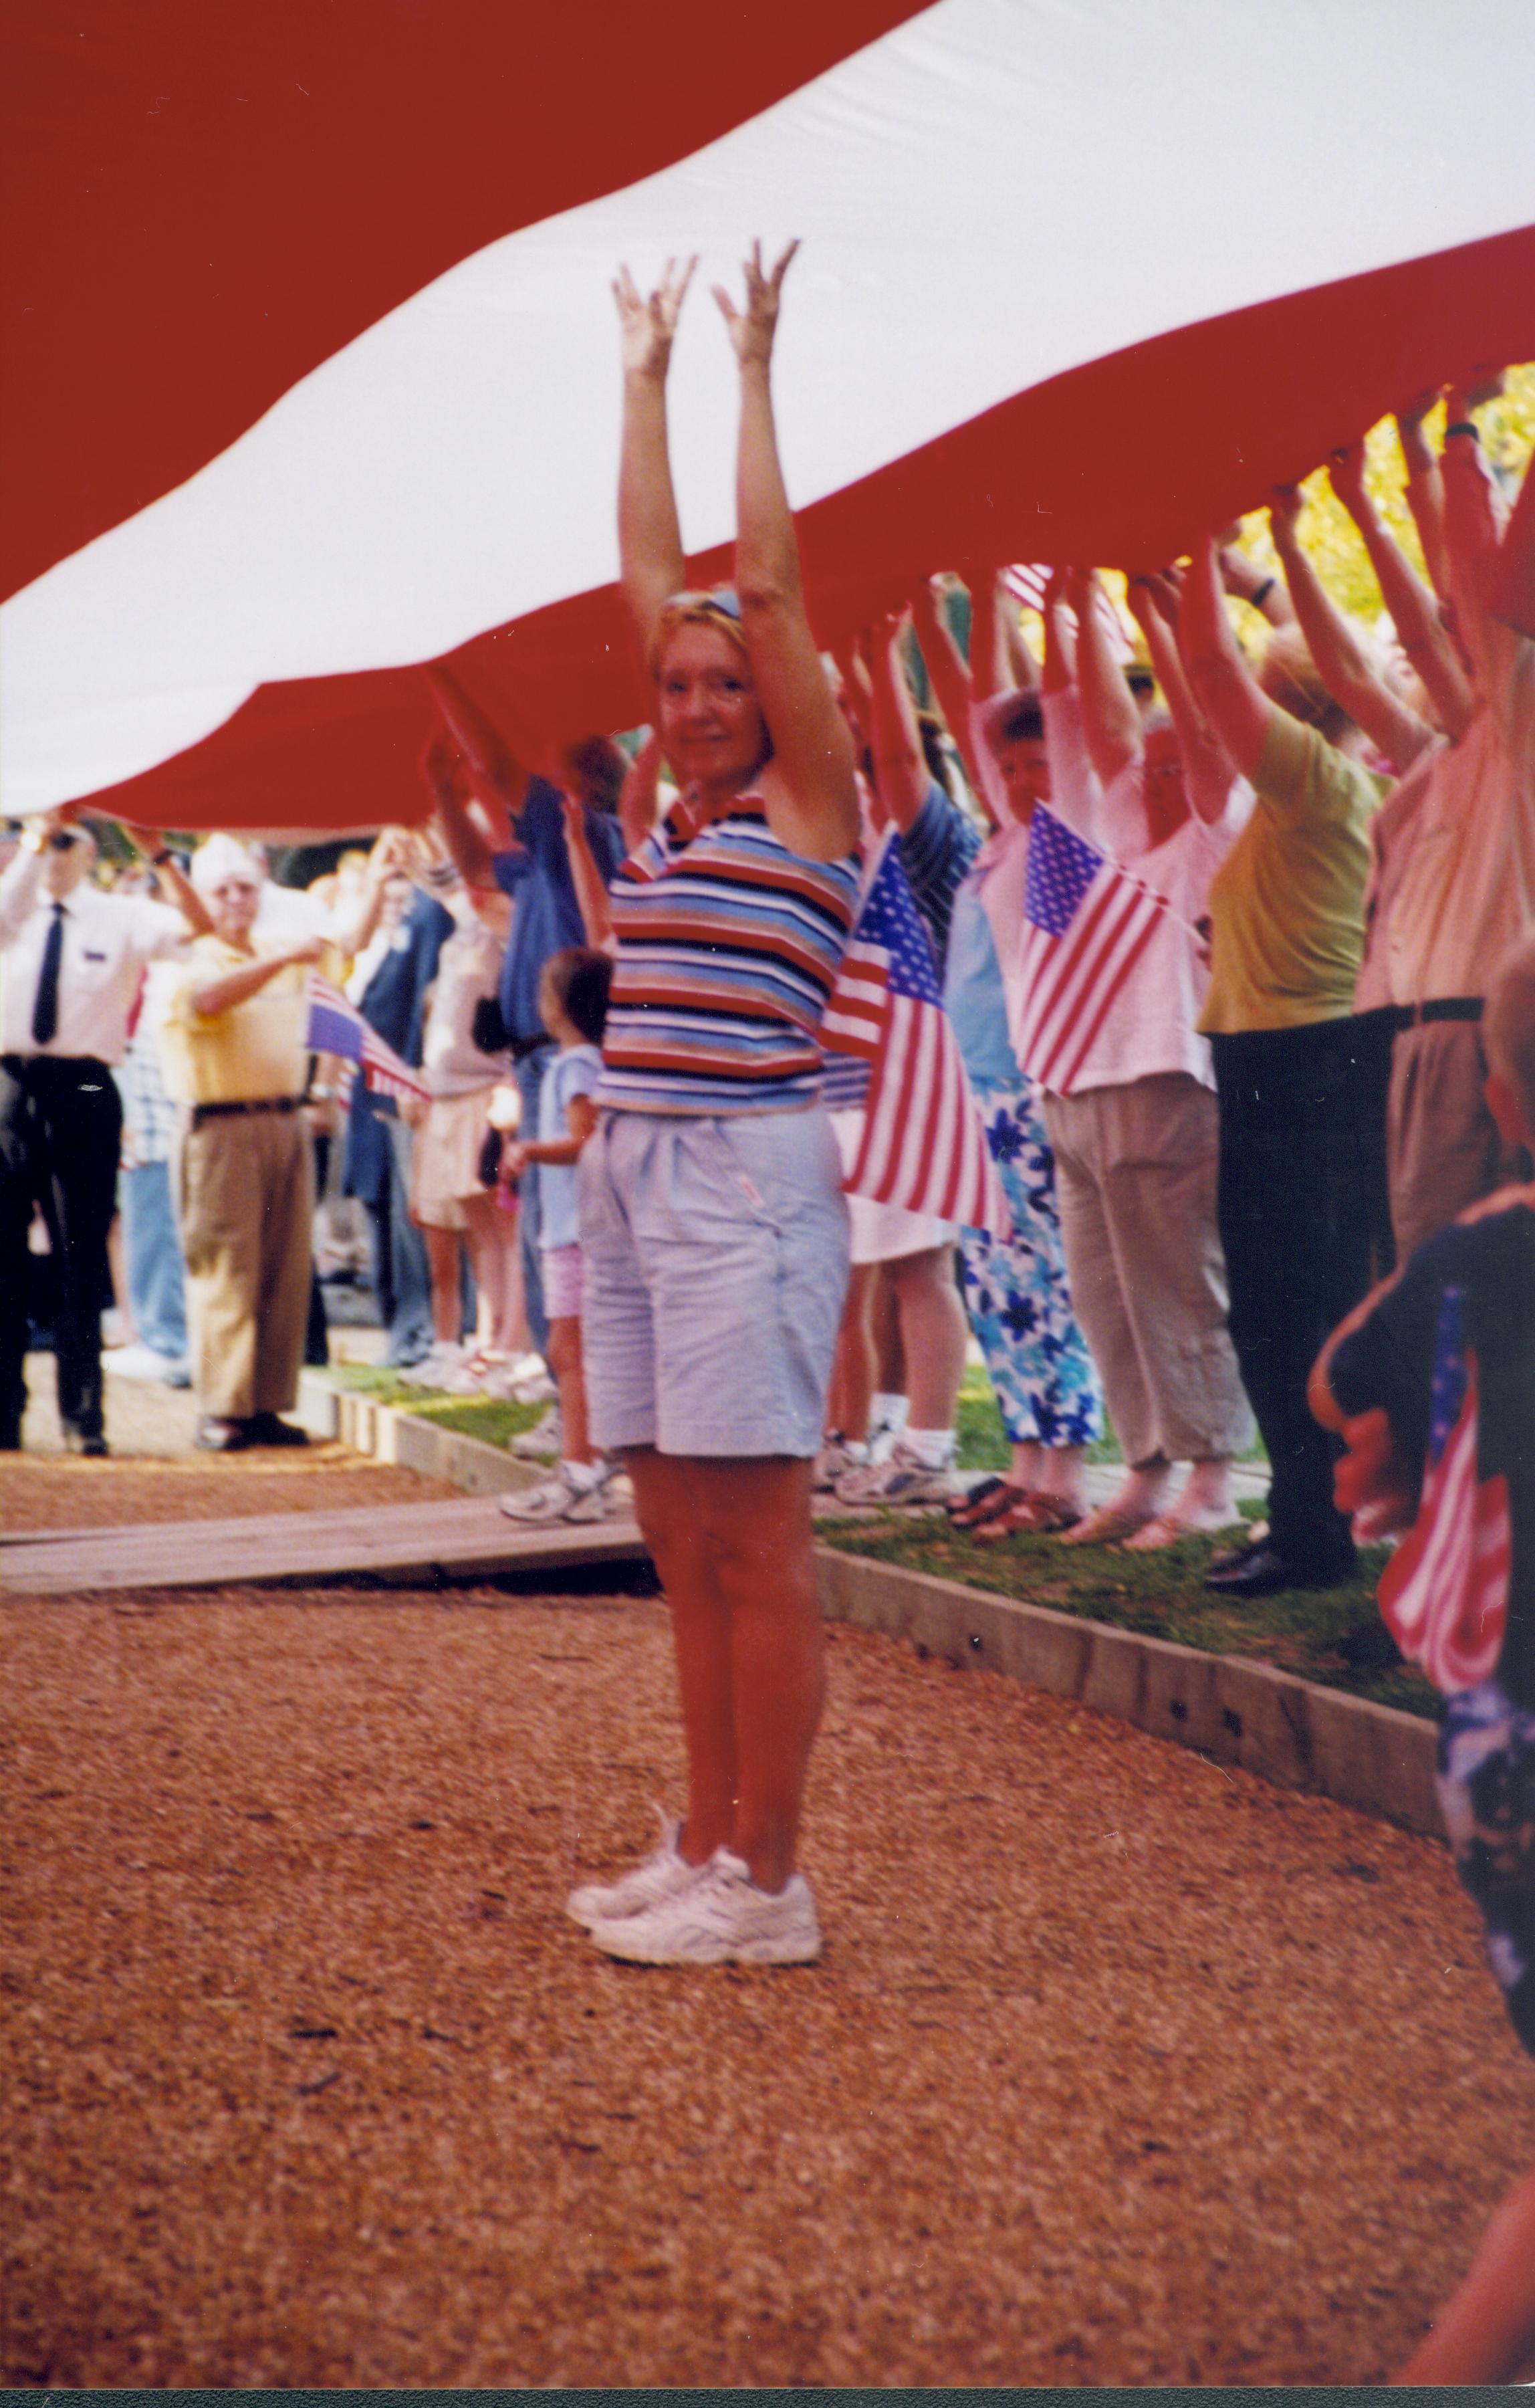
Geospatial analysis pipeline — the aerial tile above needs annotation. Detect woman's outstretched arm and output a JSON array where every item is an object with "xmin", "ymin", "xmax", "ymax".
[
  {"xmin": 614, "ymin": 257, "xmax": 696, "ymax": 663},
  {"xmin": 714, "ymin": 241, "xmax": 856, "ymax": 861}
]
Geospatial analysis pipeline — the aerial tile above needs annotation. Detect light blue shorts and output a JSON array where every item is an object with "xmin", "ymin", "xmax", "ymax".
[{"xmin": 579, "ymin": 1107, "xmax": 850, "ymax": 1459}]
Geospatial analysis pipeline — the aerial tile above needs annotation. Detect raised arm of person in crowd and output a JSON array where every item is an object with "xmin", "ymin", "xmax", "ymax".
[
  {"xmin": 1001, "ymin": 583, "xmax": 1041, "ymax": 692},
  {"xmin": 908, "ymin": 576, "xmax": 982, "ymax": 792},
  {"xmin": 614, "ymin": 255, "xmax": 695, "ymax": 661},
  {"xmin": 1125, "ymin": 572, "xmax": 1237, "ymax": 824},
  {"xmin": 1218, "ymin": 542, "xmax": 1296, "ymax": 630},
  {"xmin": 617, "ymin": 728, "xmax": 666, "ymax": 856},
  {"xmin": 1326, "ymin": 441, "xmax": 1474, "ymax": 742},
  {"xmin": 118, "ymin": 823, "xmax": 213, "ymax": 935},
  {"xmin": 425, "ymin": 664, "xmax": 534, "ymax": 835},
  {"xmin": 864, "ymin": 607, "xmax": 930, "ymax": 833},
  {"xmin": 1395, "ymin": 389, "xmax": 1451, "ymax": 599},
  {"xmin": 419, "ymin": 720, "xmax": 503, "ymax": 894},
  {"xmin": 1175, "ymin": 534, "xmax": 1274, "ymax": 779},
  {"xmin": 1267, "ymin": 483, "xmax": 1436, "ymax": 773},
  {"xmin": 1490, "ymin": 436, "xmax": 1535, "ymax": 639},
  {"xmin": 562, "ymin": 793, "xmax": 615, "ymax": 948},
  {"xmin": 1068, "ymin": 568, "xmax": 1141, "ymax": 786},
  {"xmin": 1439, "ymin": 380, "xmax": 1517, "ymax": 701},
  {"xmin": 331, "ymin": 820, "xmax": 415, "ymax": 953},
  {"xmin": 1040, "ymin": 567, "xmax": 1076, "ymax": 695},
  {"xmin": 712, "ymin": 243, "xmax": 858, "ymax": 861}
]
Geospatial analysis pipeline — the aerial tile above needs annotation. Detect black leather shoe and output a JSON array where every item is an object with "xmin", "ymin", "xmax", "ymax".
[
  {"xmin": 1205, "ymin": 1542, "xmax": 1354, "ymax": 1598},
  {"xmin": 246, "ymin": 1412, "xmax": 309, "ymax": 1448},
  {"xmin": 197, "ymin": 1416, "xmax": 253, "ymax": 1452}
]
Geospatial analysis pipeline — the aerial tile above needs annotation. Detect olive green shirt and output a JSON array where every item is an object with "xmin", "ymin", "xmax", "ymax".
[{"xmin": 1199, "ymin": 711, "xmax": 1381, "ymax": 1036}]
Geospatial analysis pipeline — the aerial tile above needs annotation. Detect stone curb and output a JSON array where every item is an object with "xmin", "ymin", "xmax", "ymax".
[
  {"xmin": 310, "ymin": 1373, "xmax": 1439, "ymax": 1840},
  {"xmin": 297, "ymin": 1370, "xmax": 538, "ymax": 1497},
  {"xmin": 813, "ymin": 1547, "xmax": 1442, "ymax": 1840}
]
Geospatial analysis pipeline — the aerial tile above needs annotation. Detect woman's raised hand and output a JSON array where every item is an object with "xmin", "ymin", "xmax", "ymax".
[
  {"xmin": 612, "ymin": 255, "xmax": 698, "ymax": 380},
  {"xmin": 712, "ymin": 239, "xmax": 800, "ymax": 370}
]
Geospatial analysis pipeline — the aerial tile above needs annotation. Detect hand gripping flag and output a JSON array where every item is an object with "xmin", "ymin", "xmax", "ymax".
[
  {"xmin": 1376, "ymin": 1285, "xmax": 1512, "ymax": 1696},
  {"xmin": 1012, "ymin": 806, "xmax": 1171, "ymax": 1096},
  {"xmin": 304, "ymin": 970, "xmax": 431, "ymax": 1109},
  {"xmin": 821, "ymin": 831, "xmax": 1010, "ymax": 1238}
]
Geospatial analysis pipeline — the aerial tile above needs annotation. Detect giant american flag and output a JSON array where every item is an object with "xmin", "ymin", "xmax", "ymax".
[
  {"xmin": 1013, "ymin": 806, "xmax": 1171, "ymax": 1096},
  {"xmin": 1375, "ymin": 1285, "xmax": 1512, "ymax": 1696},
  {"xmin": 821, "ymin": 832, "xmax": 1010, "ymax": 1238},
  {"xmin": 304, "ymin": 970, "xmax": 431, "ymax": 1109}
]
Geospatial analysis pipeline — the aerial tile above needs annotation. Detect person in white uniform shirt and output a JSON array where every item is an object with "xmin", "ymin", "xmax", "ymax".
[
  {"xmin": 1032, "ymin": 570, "xmax": 1256, "ymax": 1547},
  {"xmin": 0, "ymin": 805, "xmax": 205, "ymax": 1452}
]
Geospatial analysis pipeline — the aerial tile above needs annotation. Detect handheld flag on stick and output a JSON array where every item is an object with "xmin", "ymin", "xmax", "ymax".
[
  {"xmin": 1013, "ymin": 806, "xmax": 1171, "ymax": 1097},
  {"xmin": 822, "ymin": 832, "xmax": 1010, "ymax": 1238},
  {"xmin": 1377, "ymin": 1285, "xmax": 1512, "ymax": 1696},
  {"xmin": 304, "ymin": 970, "xmax": 431, "ymax": 1109}
]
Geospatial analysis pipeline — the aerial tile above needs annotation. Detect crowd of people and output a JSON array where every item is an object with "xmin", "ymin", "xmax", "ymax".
[{"xmin": 2, "ymin": 246, "xmax": 1533, "ymax": 2377}]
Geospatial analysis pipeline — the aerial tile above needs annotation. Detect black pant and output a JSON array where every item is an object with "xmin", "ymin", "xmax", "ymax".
[
  {"xmin": 0, "ymin": 1054, "xmax": 122, "ymax": 1444},
  {"xmin": 1210, "ymin": 1018, "xmax": 1382, "ymax": 1574}
]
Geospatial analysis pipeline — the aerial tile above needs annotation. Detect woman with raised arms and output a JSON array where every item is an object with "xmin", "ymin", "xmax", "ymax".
[{"xmin": 566, "ymin": 243, "xmax": 861, "ymax": 1967}]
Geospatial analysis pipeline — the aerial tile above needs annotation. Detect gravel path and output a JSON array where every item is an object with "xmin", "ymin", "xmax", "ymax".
[{"xmin": 5, "ymin": 1573, "xmax": 1531, "ymax": 2387}]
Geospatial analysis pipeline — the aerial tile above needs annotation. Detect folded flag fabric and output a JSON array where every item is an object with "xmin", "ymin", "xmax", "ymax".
[
  {"xmin": 1013, "ymin": 805, "xmax": 1171, "ymax": 1097},
  {"xmin": 822, "ymin": 831, "xmax": 1010, "ymax": 1237},
  {"xmin": 304, "ymin": 970, "xmax": 431, "ymax": 1108},
  {"xmin": 1377, "ymin": 1285, "xmax": 1512, "ymax": 1696}
]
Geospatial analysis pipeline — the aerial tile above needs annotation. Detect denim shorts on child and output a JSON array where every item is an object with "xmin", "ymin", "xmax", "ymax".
[
  {"xmin": 579, "ymin": 1105, "xmax": 850, "ymax": 1458},
  {"xmin": 1437, "ymin": 1680, "xmax": 1535, "ymax": 2058}
]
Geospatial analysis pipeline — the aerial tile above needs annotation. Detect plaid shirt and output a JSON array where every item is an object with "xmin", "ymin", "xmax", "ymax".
[{"xmin": 118, "ymin": 1020, "xmax": 180, "ymax": 1165}]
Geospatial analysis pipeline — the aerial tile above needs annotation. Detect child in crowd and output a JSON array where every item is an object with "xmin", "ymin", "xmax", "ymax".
[
  {"xmin": 1310, "ymin": 930, "xmax": 1535, "ymax": 2385},
  {"xmin": 498, "ymin": 947, "xmax": 612, "ymax": 1525}
]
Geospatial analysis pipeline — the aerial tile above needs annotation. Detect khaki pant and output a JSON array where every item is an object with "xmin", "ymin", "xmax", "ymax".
[
  {"xmin": 1044, "ymin": 1073, "xmax": 1254, "ymax": 1468},
  {"xmin": 177, "ymin": 1109, "xmax": 314, "ymax": 1420},
  {"xmin": 1388, "ymin": 1018, "xmax": 1521, "ymax": 1263}
]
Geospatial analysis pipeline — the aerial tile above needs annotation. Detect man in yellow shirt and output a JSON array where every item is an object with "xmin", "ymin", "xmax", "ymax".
[{"xmin": 160, "ymin": 836, "xmax": 330, "ymax": 1450}]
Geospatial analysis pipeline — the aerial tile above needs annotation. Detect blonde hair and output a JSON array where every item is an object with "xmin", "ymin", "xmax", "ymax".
[
  {"xmin": 650, "ymin": 588, "xmax": 750, "ymax": 680},
  {"xmin": 1484, "ymin": 932, "xmax": 1535, "ymax": 1142}
]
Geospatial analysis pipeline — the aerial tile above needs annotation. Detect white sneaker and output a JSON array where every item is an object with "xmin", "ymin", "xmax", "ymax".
[
  {"xmin": 566, "ymin": 1810, "xmax": 703, "ymax": 1929},
  {"xmin": 511, "ymin": 1369, "xmax": 557, "ymax": 1406},
  {"xmin": 588, "ymin": 1849, "xmax": 822, "ymax": 1966},
  {"xmin": 397, "ymin": 1341, "xmax": 467, "ymax": 1388},
  {"xmin": 512, "ymin": 1404, "xmax": 564, "ymax": 1458},
  {"xmin": 834, "ymin": 1440, "xmax": 959, "ymax": 1507},
  {"xmin": 498, "ymin": 1469, "xmax": 608, "ymax": 1524},
  {"xmin": 812, "ymin": 1434, "xmax": 869, "ymax": 1493},
  {"xmin": 103, "ymin": 1341, "xmax": 183, "ymax": 1382}
]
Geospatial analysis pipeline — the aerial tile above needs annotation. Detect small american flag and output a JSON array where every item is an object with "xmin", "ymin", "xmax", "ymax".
[
  {"xmin": 304, "ymin": 970, "xmax": 431, "ymax": 1108},
  {"xmin": 1376, "ymin": 1285, "xmax": 1511, "ymax": 1695},
  {"xmin": 1013, "ymin": 806, "xmax": 1170, "ymax": 1095},
  {"xmin": 822, "ymin": 833, "xmax": 1010, "ymax": 1236}
]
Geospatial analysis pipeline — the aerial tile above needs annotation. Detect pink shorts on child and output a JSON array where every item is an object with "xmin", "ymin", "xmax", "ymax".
[{"xmin": 542, "ymin": 1240, "xmax": 584, "ymax": 1323}]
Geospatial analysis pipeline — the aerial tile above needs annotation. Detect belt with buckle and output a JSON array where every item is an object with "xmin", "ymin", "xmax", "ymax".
[{"xmin": 190, "ymin": 1095, "xmax": 304, "ymax": 1129}]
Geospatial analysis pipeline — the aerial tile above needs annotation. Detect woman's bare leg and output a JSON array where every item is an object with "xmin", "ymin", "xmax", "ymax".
[
  {"xmin": 624, "ymin": 1450, "xmax": 824, "ymax": 1892},
  {"xmin": 824, "ymin": 1262, "xmax": 876, "ymax": 1441},
  {"xmin": 422, "ymin": 1223, "xmax": 462, "ymax": 1345},
  {"xmin": 463, "ymin": 1190, "xmax": 527, "ymax": 1355}
]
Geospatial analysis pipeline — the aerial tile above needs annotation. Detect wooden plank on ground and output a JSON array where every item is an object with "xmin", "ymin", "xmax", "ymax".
[{"xmin": 0, "ymin": 1499, "xmax": 648, "ymax": 1596}]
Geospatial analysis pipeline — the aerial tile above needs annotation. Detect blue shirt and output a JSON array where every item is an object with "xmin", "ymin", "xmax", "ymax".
[
  {"xmin": 537, "ymin": 1041, "xmax": 604, "ymax": 1250},
  {"xmin": 492, "ymin": 780, "xmax": 628, "ymax": 1044},
  {"xmin": 342, "ymin": 889, "xmax": 454, "ymax": 1207},
  {"xmin": 943, "ymin": 873, "xmax": 1020, "ymax": 1091},
  {"xmin": 897, "ymin": 781, "xmax": 982, "ymax": 974}
]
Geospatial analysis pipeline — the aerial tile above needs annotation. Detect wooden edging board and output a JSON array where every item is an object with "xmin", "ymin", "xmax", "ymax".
[{"xmin": 305, "ymin": 1374, "xmax": 1442, "ymax": 1838}]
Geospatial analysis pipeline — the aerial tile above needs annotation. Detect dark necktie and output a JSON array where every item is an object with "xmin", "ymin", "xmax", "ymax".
[{"xmin": 31, "ymin": 901, "xmax": 66, "ymax": 1047}]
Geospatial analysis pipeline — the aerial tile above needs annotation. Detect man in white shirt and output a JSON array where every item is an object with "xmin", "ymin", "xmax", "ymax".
[{"xmin": 0, "ymin": 806, "xmax": 203, "ymax": 1452}]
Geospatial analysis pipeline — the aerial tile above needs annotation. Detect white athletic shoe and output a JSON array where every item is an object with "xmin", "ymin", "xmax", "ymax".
[
  {"xmin": 587, "ymin": 1849, "xmax": 822, "ymax": 1966},
  {"xmin": 103, "ymin": 1342, "xmax": 185, "ymax": 1383},
  {"xmin": 498, "ymin": 1469, "xmax": 608, "ymax": 1524},
  {"xmin": 812, "ymin": 1434, "xmax": 870, "ymax": 1493},
  {"xmin": 834, "ymin": 1440, "xmax": 959, "ymax": 1507},
  {"xmin": 512, "ymin": 1404, "xmax": 563, "ymax": 1458},
  {"xmin": 566, "ymin": 1810, "xmax": 702, "ymax": 1929},
  {"xmin": 397, "ymin": 1341, "xmax": 468, "ymax": 1388}
]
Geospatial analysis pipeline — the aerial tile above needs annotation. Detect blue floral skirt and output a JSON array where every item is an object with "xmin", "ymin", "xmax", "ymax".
[
  {"xmin": 1437, "ymin": 1681, "xmax": 1535, "ymax": 2058},
  {"xmin": 961, "ymin": 1076, "xmax": 1102, "ymax": 1448}
]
